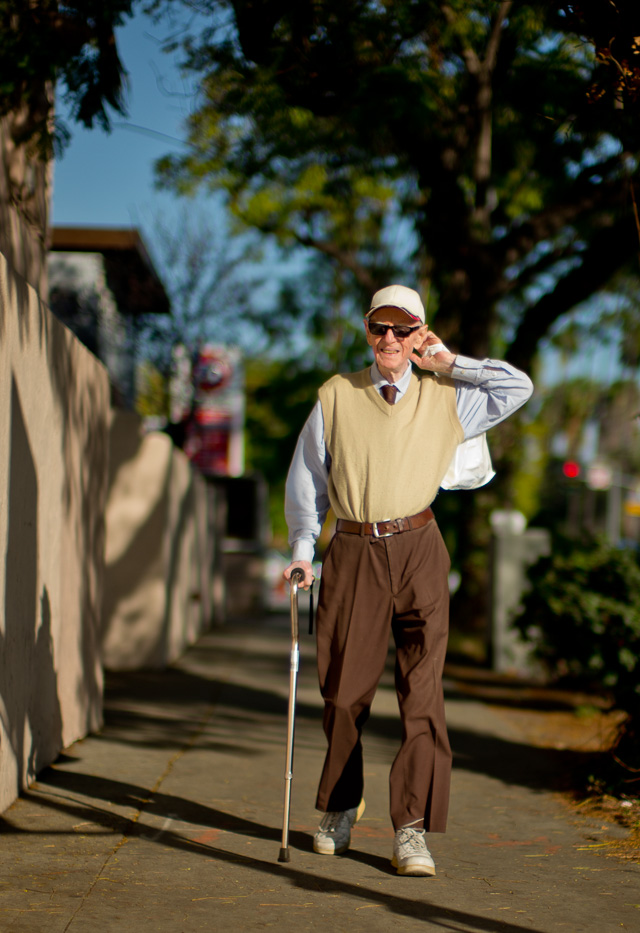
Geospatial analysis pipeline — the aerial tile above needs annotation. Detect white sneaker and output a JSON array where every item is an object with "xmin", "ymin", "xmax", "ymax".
[
  {"xmin": 391, "ymin": 827, "xmax": 436, "ymax": 876},
  {"xmin": 313, "ymin": 799, "xmax": 366, "ymax": 855}
]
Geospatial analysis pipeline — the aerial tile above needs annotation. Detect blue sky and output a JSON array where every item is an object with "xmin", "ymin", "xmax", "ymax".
[
  {"xmin": 51, "ymin": 8, "xmax": 292, "ymax": 335},
  {"xmin": 52, "ymin": 11, "xmax": 208, "ymax": 230}
]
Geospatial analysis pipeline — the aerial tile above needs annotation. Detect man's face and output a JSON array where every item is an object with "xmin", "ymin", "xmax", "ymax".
[{"xmin": 365, "ymin": 307, "xmax": 427, "ymax": 381}]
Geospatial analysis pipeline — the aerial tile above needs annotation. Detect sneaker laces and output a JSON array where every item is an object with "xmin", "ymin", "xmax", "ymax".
[
  {"xmin": 397, "ymin": 827, "xmax": 426, "ymax": 853},
  {"xmin": 319, "ymin": 811, "xmax": 347, "ymax": 834}
]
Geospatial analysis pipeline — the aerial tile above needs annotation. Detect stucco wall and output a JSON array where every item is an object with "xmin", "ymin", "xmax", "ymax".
[
  {"xmin": 101, "ymin": 412, "xmax": 215, "ymax": 670},
  {"xmin": 0, "ymin": 252, "xmax": 110, "ymax": 813}
]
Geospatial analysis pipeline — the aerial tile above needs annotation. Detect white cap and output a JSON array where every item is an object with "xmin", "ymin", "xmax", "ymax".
[{"xmin": 367, "ymin": 284, "xmax": 425, "ymax": 324}]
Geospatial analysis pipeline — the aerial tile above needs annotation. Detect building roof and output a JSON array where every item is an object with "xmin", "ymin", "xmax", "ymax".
[{"xmin": 50, "ymin": 226, "xmax": 170, "ymax": 316}]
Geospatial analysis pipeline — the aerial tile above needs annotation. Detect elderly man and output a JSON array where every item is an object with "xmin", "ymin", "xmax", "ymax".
[{"xmin": 283, "ymin": 284, "xmax": 533, "ymax": 876}]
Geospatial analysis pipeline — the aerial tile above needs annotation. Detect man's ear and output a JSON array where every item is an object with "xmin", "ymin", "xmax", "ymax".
[{"xmin": 413, "ymin": 324, "xmax": 429, "ymax": 347}]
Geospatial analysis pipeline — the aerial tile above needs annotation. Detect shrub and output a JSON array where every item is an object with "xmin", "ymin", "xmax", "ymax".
[
  {"xmin": 513, "ymin": 536, "xmax": 640, "ymax": 792},
  {"xmin": 513, "ymin": 536, "xmax": 640, "ymax": 718}
]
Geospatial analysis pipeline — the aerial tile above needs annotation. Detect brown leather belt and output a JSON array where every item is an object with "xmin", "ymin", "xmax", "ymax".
[{"xmin": 335, "ymin": 506, "xmax": 434, "ymax": 538}]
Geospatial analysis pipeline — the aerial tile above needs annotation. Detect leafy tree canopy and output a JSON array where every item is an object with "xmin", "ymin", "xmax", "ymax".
[
  {"xmin": 560, "ymin": 1, "xmax": 640, "ymax": 113},
  {"xmin": 0, "ymin": 0, "xmax": 140, "ymax": 152},
  {"xmin": 149, "ymin": 0, "xmax": 640, "ymax": 373}
]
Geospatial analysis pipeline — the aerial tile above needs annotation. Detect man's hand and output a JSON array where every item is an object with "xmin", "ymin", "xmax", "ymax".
[
  {"xmin": 411, "ymin": 330, "xmax": 456, "ymax": 374},
  {"xmin": 283, "ymin": 560, "xmax": 314, "ymax": 591}
]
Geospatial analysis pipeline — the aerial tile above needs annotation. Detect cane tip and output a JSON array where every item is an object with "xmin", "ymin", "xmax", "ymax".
[{"xmin": 278, "ymin": 847, "xmax": 290, "ymax": 862}]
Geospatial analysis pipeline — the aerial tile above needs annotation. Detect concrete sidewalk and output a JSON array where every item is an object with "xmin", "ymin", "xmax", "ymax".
[{"xmin": 1, "ymin": 614, "xmax": 639, "ymax": 932}]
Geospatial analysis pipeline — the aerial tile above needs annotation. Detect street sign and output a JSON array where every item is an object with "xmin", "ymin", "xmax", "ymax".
[
  {"xmin": 625, "ymin": 488, "xmax": 640, "ymax": 517},
  {"xmin": 184, "ymin": 344, "xmax": 245, "ymax": 477},
  {"xmin": 586, "ymin": 463, "xmax": 613, "ymax": 491}
]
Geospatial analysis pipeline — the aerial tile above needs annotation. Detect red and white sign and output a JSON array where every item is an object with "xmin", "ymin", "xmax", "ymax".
[
  {"xmin": 586, "ymin": 463, "xmax": 613, "ymax": 491},
  {"xmin": 184, "ymin": 344, "xmax": 244, "ymax": 477}
]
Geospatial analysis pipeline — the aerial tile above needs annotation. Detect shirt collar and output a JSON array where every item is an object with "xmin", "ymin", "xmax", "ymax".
[{"xmin": 369, "ymin": 361, "xmax": 413, "ymax": 398}]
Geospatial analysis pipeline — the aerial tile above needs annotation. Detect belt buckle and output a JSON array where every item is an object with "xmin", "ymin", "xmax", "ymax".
[{"xmin": 372, "ymin": 521, "xmax": 393, "ymax": 538}]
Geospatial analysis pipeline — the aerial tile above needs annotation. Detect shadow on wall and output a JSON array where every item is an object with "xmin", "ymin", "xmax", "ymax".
[
  {"xmin": 101, "ymin": 411, "xmax": 214, "ymax": 671},
  {"xmin": 1, "ymin": 250, "xmax": 109, "ymax": 811},
  {"xmin": 0, "ymin": 377, "xmax": 63, "ymax": 797},
  {"xmin": 10, "ymin": 268, "xmax": 108, "ymax": 734},
  {"xmin": 42, "ymin": 291, "xmax": 108, "ymax": 738}
]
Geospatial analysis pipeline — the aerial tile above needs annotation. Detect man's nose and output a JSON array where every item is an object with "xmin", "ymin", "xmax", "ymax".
[{"xmin": 382, "ymin": 328, "xmax": 397, "ymax": 344}]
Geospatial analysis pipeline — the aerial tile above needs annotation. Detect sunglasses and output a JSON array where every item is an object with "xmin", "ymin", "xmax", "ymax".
[{"xmin": 367, "ymin": 321, "xmax": 422, "ymax": 339}]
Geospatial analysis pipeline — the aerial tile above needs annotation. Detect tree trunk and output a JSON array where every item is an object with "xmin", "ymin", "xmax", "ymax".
[{"xmin": 0, "ymin": 98, "xmax": 52, "ymax": 295}]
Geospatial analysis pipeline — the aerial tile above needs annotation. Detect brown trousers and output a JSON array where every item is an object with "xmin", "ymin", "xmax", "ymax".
[{"xmin": 315, "ymin": 519, "xmax": 452, "ymax": 832}]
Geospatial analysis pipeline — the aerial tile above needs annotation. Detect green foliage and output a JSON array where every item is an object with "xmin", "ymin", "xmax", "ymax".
[
  {"xmin": 244, "ymin": 357, "xmax": 328, "ymax": 546},
  {"xmin": 136, "ymin": 361, "xmax": 170, "ymax": 417},
  {"xmin": 140, "ymin": 2, "xmax": 640, "ymax": 630},
  {"xmin": 150, "ymin": 0, "xmax": 640, "ymax": 378},
  {"xmin": 524, "ymin": 377, "xmax": 640, "ymax": 535},
  {"xmin": 0, "ymin": 0, "xmax": 139, "ymax": 153},
  {"xmin": 507, "ymin": 417, "xmax": 548, "ymax": 520},
  {"xmin": 514, "ymin": 537, "xmax": 640, "ymax": 716},
  {"xmin": 560, "ymin": 0, "xmax": 640, "ymax": 131}
]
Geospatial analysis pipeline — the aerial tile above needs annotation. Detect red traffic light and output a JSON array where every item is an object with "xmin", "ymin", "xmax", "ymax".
[{"xmin": 562, "ymin": 460, "xmax": 581, "ymax": 479}]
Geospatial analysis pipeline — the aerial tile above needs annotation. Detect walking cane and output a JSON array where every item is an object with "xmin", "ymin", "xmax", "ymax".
[{"xmin": 278, "ymin": 567, "xmax": 306, "ymax": 863}]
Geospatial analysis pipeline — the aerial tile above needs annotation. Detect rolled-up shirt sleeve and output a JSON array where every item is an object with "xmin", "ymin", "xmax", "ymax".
[
  {"xmin": 451, "ymin": 355, "xmax": 534, "ymax": 439},
  {"xmin": 284, "ymin": 401, "xmax": 330, "ymax": 563}
]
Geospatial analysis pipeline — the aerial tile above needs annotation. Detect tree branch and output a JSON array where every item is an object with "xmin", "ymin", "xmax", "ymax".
[
  {"xmin": 291, "ymin": 231, "xmax": 378, "ymax": 292},
  {"xmin": 440, "ymin": 3, "xmax": 481, "ymax": 75},
  {"xmin": 442, "ymin": 1, "xmax": 513, "ymax": 224},
  {"xmin": 507, "ymin": 213, "xmax": 638, "ymax": 372},
  {"xmin": 497, "ymin": 175, "xmax": 628, "ymax": 269},
  {"xmin": 483, "ymin": 1, "xmax": 513, "ymax": 74}
]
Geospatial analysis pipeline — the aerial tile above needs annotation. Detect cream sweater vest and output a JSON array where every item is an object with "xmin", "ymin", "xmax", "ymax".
[{"xmin": 318, "ymin": 368, "xmax": 464, "ymax": 523}]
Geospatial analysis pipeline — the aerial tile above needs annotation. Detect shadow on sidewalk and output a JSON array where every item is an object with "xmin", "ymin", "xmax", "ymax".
[
  {"xmin": 0, "ymin": 622, "xmax": 593, "ymax": 933},
  {"xmin": 5, "ymin": 769, "xmax": 549, "ymax": 933},
  {"xmin": 100, "ymin": 640, "xmax": 590, "ymax": 797}
]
